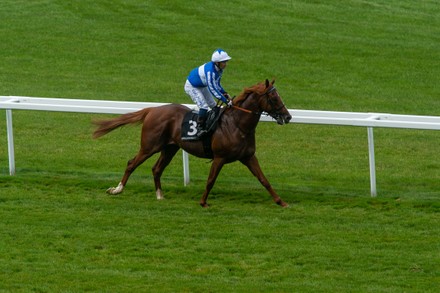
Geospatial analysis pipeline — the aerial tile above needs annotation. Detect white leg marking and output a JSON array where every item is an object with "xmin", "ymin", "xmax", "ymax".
[
  {"xmin": 156, "ymin": 189, "xmax": 164, "ymax": 200},
  {"xmin": 107, "ymin": 182, "xmax": 124, "ymax": 195}
]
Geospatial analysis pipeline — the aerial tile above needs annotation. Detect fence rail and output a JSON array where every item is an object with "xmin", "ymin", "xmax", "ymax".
[{"xmin": 2, "ymin": 95, "xmax": 440, "ymax": 197}]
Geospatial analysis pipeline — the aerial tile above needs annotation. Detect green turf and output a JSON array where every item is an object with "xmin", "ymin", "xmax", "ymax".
[{"xmin": 1, "ymin": 0, "xmax": 439, "ymax": 292}]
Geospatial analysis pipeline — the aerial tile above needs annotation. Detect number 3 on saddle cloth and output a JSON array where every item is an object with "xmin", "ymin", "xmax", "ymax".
[{"xmin": 181, "ymin": 106, "xmax": 222, "ymax": 142}]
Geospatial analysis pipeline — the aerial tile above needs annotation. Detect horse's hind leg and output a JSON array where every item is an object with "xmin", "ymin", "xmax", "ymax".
[
  {"xmin": 152, "ymin": 145, "xmax": 180, "ymax": 200},
  {"xmin": 107, "ymin": 150, "xmax": 153, "ymax": 195}
]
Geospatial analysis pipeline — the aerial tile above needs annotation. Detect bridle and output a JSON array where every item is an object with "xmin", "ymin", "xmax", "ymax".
[{"xmin": 231, "ymin": 86, "xmax": 286, "ymax": 118}]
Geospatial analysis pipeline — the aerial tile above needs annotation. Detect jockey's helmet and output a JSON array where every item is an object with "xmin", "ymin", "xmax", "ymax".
[{"xmin": 211, "ymin": 49, "xmax": 232, "ymax": 63}]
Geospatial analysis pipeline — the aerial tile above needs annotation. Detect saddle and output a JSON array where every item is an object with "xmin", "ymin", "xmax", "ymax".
[{"xmin": 181, "ymin": 106, "xmax": 222, "ymax": 141}]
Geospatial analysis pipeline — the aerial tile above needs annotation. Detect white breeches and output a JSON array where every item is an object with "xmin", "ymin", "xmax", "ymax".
[{"xmin": 184, "ymin": 80, "xmax": 217, "ymax": 110}]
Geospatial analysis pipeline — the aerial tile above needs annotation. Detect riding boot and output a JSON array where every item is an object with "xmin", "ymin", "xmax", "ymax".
[{"xmin": 196, "ymin": 116, "xmax": 208, "ymax": 138}]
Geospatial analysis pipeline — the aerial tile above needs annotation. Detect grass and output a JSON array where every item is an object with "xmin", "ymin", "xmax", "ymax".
[
  {"xmin": 1, "ymin": 173, "xmax": 439, "ymax": 292},
  {"xmin": 1, "ymin": 174, "xmax": 439, "ymax": 292},
  {"xmin": 1, "ymin": 0, "xmax": 440, "ymax": 292}
]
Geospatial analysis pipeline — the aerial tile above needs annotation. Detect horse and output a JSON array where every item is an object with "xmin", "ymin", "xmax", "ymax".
[{"xmin": 93, "ymin": 79, "xmax": 292, "ymax": 207}]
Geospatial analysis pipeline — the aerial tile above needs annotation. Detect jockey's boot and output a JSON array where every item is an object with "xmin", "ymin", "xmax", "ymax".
[{"xmin": 196, "ymin": 116, "xmax": 208, "ymax": 138}]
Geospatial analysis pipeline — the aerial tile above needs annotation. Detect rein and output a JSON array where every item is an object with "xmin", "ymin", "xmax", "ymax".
[
  {"xmin": 231, "ymin": 86, "xmax": 283, "ymax": 116},
  {"xmin": 231, "ymin": 104, "xmax": 254, "ymax": 114}
]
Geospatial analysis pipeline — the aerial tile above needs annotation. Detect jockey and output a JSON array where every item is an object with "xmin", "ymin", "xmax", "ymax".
[{"xmin": 184, "ymin": 48, "xmax": 232, "ymax": 137}]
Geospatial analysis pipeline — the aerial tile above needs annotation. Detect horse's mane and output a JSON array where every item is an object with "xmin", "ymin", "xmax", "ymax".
[{"xmin": 234, "ymin": 81, "xmax": 270, "ymax": 104}]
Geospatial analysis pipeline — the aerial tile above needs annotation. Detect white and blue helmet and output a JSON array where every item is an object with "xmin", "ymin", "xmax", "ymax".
[{"xmin": 211, "ymin": 49, "xmax": 232, "ymax": 62}]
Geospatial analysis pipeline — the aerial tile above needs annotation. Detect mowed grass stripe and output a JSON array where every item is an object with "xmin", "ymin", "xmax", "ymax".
[{"xmin": 1, "ymin": 1, "xmax": 439, "ymax": 292}]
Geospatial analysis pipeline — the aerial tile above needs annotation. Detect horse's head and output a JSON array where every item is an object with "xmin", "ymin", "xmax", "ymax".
[
  {"xmin": 259, "ymin": 79, "xmax": 292, "ymax": 125},
  {"xmin": 232, "ymin": 79, "xmax": 292, "ymax": 124}
]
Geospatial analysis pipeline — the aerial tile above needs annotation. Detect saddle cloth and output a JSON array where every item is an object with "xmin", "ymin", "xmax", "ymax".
[
  {"xmin": 181, "ymin": 107, "xmax": 221, "ymax": 141},
  {"xmin": 181, "ymin": 110, "xmax": 200, "ymax": 141}
]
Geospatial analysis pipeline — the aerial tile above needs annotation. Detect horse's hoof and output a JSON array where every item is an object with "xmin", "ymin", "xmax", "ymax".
[
  {"xmin": 106, "ymin": 187, "xmax": 122, "ymax": 195},
  {"xmin": 106, "ymin": 182, "xmax": 124, "ymax": 195},
  {"xmin": 277, "ymin": 200, "xmax": 289, "ymax": 208},
  {"xmin": 200, "ymin": 202, "xmax": 209, "ymax": 208},
  {"xmin": 106, "ymin": 188, "xmax": 118, "ymax": 195}
]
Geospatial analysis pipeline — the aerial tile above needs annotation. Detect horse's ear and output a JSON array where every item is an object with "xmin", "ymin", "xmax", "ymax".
[
  {"xmin": 265, "ymin": 79, "xmax": 270, "ymax": 88},
  {"xmin": 271, "ymin": 79, "xmax": 275, "ymax": 86}
]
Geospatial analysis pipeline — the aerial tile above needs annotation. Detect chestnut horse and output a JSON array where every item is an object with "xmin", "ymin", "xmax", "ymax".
[{"xmin": 93, "ymin": 79, "xmax": 292, "ymax": 207}]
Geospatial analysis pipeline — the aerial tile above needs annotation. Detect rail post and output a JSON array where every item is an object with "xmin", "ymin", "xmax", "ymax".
[
  {"xmin": 182, "ymin": 150, "xmax": 190, "ymax": 186},
  {"xmin": 6, "ymin": 109, "xmax": 15, "ymax": 175},
  {"xmin": 367, "ymin": 127, "xmax": 377, "ymax": 197}
]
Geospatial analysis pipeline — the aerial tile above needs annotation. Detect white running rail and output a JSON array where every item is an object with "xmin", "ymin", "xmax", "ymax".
[{"xmin": 2, "ymin": 96, "xmax": 440, "ymax": 197}]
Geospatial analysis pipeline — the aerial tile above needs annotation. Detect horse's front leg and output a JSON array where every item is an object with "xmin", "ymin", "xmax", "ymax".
[
  {"xmin": 200, "ymin": 157, "xmax": 226, "ymax": 207},
  {"xmin": 240, "ymin": 155, "xmax": 288, "ymax": 207}
]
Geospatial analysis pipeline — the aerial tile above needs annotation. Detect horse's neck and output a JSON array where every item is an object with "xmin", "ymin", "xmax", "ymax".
[{"xmin": 223, "ymin": 96, "xmax": 261, "ymax": 134}]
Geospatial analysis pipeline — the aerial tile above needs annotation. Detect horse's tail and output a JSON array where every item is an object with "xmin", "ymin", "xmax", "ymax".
[{"xmin": 92, "ymin": 108, "xmax": 151, "ymax": 139}]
